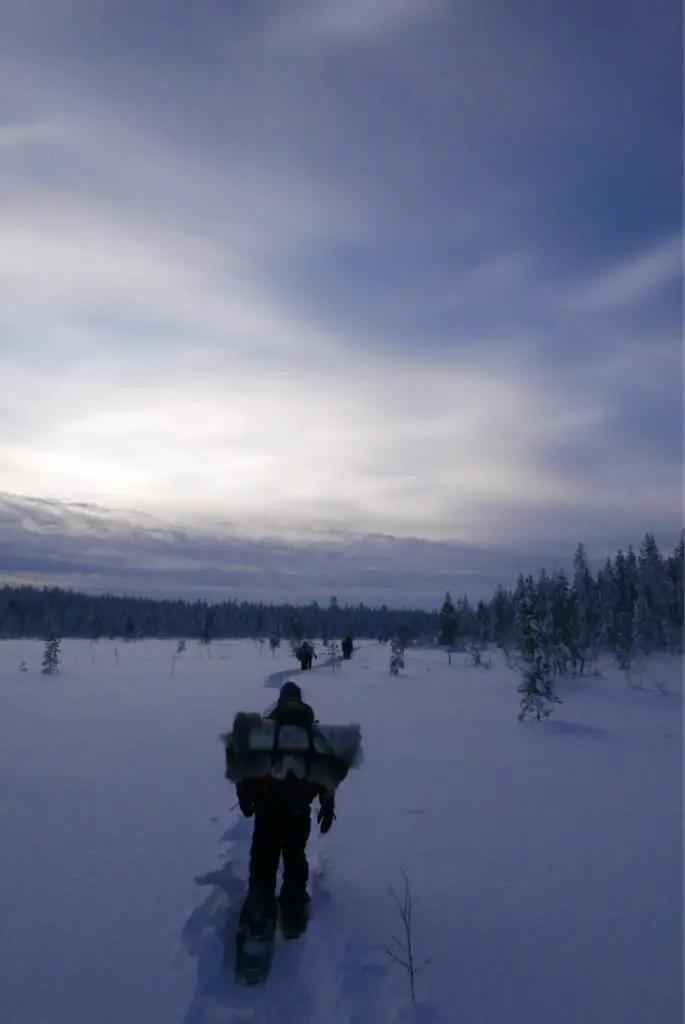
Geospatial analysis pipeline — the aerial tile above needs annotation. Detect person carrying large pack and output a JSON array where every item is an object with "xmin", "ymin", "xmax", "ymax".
[
  {"xmin": 223, "ymin": 681, "xmax": 362, "ymax": 952},
  {"xmin": 295, "ymin": 641, "xmax": 316, "ymax": 670}
]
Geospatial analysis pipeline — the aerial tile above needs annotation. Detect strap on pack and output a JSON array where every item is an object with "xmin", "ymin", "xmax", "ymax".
[{"xmin": 270, "ymin": 718, "xmax": 316, "ymax": 780}]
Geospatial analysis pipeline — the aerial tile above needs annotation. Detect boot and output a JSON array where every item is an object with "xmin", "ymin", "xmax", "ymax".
[
  {"xmin": 239, "ymin": 886, "xmax": 277, "ymax": 938},
  {"xmin": 278, "ymin": 888, "xmax": 310, "ymax": 939}
]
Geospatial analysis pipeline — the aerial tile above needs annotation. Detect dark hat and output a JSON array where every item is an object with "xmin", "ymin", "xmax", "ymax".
[{"xmin": 279, "ymin": 680, "xmax": 302, "ymax": 701}]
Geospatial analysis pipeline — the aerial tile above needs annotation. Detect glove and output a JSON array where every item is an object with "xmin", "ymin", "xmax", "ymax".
[
  {"xmin": 317, "ymin": 796, "xmax": 336, "ymax": 834},
  {"xmin": 237, "ymin": 784, "xmax": 255, "ymax": 818}
]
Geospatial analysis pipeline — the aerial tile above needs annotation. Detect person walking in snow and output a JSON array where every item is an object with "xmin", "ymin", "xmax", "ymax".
[
  {"xmin": 236, "ymin": 681, "xmax": 335, "ymax": 937},
  {"xmin": 295, "ymin": 640, "xmax": 316, "ymax": 671}
]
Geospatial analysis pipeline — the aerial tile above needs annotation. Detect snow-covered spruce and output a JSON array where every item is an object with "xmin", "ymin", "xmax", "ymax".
[
  {"xmin": 389, "ymin": 637, "xmax": 405, "ymax": 674},
  {"xmin": 41, "ymin": 633, "xmax": 61, "ymax": 675},
  {"xmin": 515, "ymin": 594, "xmax": 562, "ymax": 722},
  {"xmin": 325, "ymin": 638, "xmax": 343, "ymax": 670},
  {"xmin": 438, "ymin": 591, "xmax": 458, "ymax": 664}
]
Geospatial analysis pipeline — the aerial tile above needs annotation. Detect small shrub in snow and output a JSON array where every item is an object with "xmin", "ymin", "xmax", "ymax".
[
  {"xmin": 517, "ymin": 654, "xmax": 562, "ymax": 721},
  {"xmin": 19, "ymin": 661, "xmax": 28, "ymax": 673},
  {"xmin": 382, "ymin": 868, "xmax": 436, "ymax": 1003},
  {"xmin": 171, "ymin": 638, "xmax": 186, "ymax": 675},
  {"xmin": 41, "ymin": 633, "xmax": 61, "ymax": 675},
  {"xmin": 325, "ymin": 639, "xmax": 342, "ymax": 671},
  {"xmin": 516, "ymin": 598, "xmax": 562, "ymax": 721},
  {"xmin": 465, "ymin": 641, "xmax": 492, "ymax": 669},
  {"xmin": 389, "ymin": 638, "xmax": 405, "ymax": 675}
]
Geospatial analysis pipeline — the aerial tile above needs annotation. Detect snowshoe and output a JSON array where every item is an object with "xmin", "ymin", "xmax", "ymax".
[{"xmin": 235, "ymin": 889, "xmax": 277, "ymax": 985}]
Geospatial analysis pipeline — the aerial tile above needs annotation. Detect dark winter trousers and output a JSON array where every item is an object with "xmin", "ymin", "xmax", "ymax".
[
  {"xmin": 297, "ymin": 655, "xmax": 313, "ymax": 670},
  {"xmin": 249, "ymin": 800, "xmax": 312, "ymax": 901}
]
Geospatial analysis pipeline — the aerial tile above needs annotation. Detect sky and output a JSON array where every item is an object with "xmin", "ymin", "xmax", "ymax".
[{"xmin": 0, "ymin": 0, "xmax": 682, "ymax": 606}]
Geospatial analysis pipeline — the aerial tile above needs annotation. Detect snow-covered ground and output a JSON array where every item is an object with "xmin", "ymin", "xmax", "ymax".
[{"xmin": 1, "ymin": 639, "xmax": 682, "ymax": 1024}]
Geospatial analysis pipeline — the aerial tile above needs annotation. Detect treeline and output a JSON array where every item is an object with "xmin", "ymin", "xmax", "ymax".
[
  {"xmin": 0, "ymin": 532, "xmax": 682, "ymax": 664},
  {"xmin": 439, "ymin": 532, "xmax": 683, "ymax": 668},
  {"xmin": 0, "ymin": 587, "xmax": 436, "ymax": 643}
]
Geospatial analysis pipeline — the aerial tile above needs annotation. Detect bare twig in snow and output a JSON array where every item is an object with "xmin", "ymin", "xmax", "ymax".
[{"xmin": 382, "ymin": 868, "xmax": 437, "ymax": 1002}]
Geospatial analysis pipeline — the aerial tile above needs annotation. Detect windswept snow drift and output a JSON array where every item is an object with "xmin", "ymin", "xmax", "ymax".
[{"xmin": 1, "ymin": 639, "xmax": 682, "ymax": 1023}]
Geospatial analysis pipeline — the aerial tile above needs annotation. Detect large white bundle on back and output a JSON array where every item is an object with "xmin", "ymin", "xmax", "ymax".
[{"xmin": 223, "ymin": 712, "xmax": 363, "ymax": 792}]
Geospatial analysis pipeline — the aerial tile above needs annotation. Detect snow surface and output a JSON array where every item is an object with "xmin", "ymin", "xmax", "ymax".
[{"xmin": 1, "ymin": 639, "xmax": 682, "ymax": 1024}]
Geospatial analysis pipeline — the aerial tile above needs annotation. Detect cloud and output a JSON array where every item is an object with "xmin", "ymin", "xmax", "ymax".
[
  {"xmin": 0, "ymin": 122, "xmax": 60, "ymax": 148},
  {"xmin": 270, "ymin": 0, "xmax": 446, "ymax": 44},
  {"xmin": 4, "ymin": 311, "xmax": 660, "ymax": 549},
  {"xmin": 0, "ymin": 492, "xmax": 639, "ymax": 608},
  {"xmin": 0, "ymin": 190, "xmax": 679, "ymax": 549},
  {"xmin": 570, "ymin": 236, "xmax": 683, "ymax": 313},
  {"xmin": 0, "ymin": 1, "xmax": 680, "ymax": 561}
]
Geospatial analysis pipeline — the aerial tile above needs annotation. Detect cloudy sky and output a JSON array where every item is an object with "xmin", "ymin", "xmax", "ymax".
[{"xmin": 0, "ymin": 0, "xmax": 682, "ymax": 605}]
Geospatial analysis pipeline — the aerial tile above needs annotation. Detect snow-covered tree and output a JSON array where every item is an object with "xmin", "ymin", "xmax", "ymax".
[
  {"xmin": 475, "ymin": 600, "xmax": 491, "ymax": 644},
  {"xmin": 438, "ymin": 591, "xmax": 458, "ymax": 663},
  {"xmin": 491, "ymin": 585, "xmax": 515, "ymax": 655},
  {"xmin": 546, "ymin": 569, "xmax": 574, "ymax": 676},
  {"xmin": 516, "ymin": 596, "xmax": 562, "ymax": 722},
  {"xmin": 634, "ymin": 533, "xmax": 669, "ymax": 654},
  {"xmin": 571, "ymin": 543, "xmax": 600, "ymax": 673},
  {"xmin": 603, "ymin": 549, "xmax": 639, "ymax": 668},
  {"xmin": 389, "ymin": 637, "xmax": 405, "ymax": 675},
  {"xmin": 90, "ymin": 610, "xmax": 103, "ymax": 643},
  {"xmin": 325, "ymin": 638, "xmax": 342, "ymax": 670},
  {"xmin": 41, "ymin": 632, "xmax": 61, "ymax": 675},
  {"xmin": 664, "ymin": 532, "xmax": 684, "ymax": 652},
  {"xmin": 199, "ymin": 615, "xmax": 212, "ymax": 646}
]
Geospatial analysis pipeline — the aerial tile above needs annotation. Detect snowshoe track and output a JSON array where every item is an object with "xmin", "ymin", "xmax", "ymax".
[
  {"xmin": 183, "ymin": 661, "xmax": 390, "ymax": 1023},
  {"xmin": 183, "ymin": 811, "xmax": 388, "ymax": 1022}
]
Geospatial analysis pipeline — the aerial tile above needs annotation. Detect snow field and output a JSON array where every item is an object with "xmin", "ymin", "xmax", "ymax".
[{"xmin": 1, "ymin": 638, "xmax": 681, "ymax": 1023}]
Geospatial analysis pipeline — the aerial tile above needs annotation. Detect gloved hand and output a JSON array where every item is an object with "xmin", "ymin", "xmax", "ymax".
[
  {"xmin": 317, "ymin": 796, "xmax": 336, "ymax": 834},
  {"xmin": 237, "ymin": 785, "xmax": 255, "ymax": 818}
]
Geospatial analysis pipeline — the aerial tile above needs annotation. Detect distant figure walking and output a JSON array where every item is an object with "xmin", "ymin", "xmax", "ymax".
[{"xmin": 295, "ymin": 641, "xmax": 316, "ymax": 671}]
